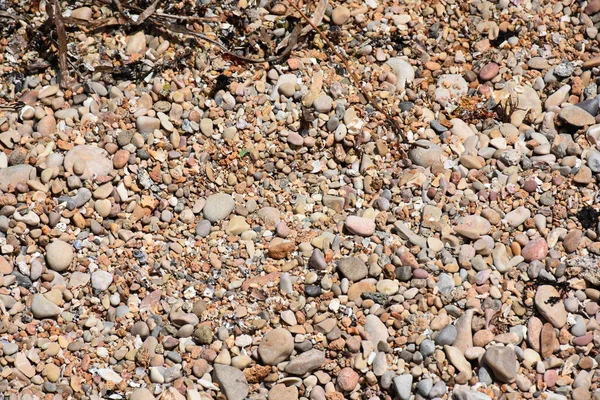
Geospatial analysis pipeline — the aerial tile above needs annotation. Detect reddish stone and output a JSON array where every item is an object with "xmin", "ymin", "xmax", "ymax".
[
  {"xmin": 521, "ymin": 237, "xmax": 548, "ymax": 262},
  {"xmin": 479, "ymin": 63, "xmax": 500, "ymax": 81}
]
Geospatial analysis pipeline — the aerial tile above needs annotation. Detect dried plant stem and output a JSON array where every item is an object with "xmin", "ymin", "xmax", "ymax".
[{"xmin": 288, "ymin": 1, "xmax": 408, "ymax": 143}]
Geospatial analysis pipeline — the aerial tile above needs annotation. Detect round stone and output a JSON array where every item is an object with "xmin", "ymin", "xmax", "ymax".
[
  {"xmin": 258, "ymin": 328, "xmax": 294, "ymax": 365},
  {"xmin": 203, "ymin": 193, "xmax": 235, "ymax": 222},
  {"xmin": 332, "ymin": 6, "xmax": 350, "ymax": 25},
  {"xmin": 46, "ymin": 240, "xmax": 74, "ymax": 272}
]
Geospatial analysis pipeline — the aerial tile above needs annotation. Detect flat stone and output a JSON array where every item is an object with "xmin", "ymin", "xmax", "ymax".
[
  {"xmin": 345, "ymin": 215, "xmax": 376, "ymax": 236},
  {"xmin": 46, "ymin": 240, "xmax": 74, "ymax": 272},
  {"xmin": 535, "ymin": 285, "xmax": 567, "ymax": 328},
  {"xmin": 479, "ymin": 63, "xmax": 499, "ymax": 80},
  {"xmin": 337, "ymin": 257, "xmax": 368, "ymax": 281},
  {"xmin": 213, "ymin": 364, "xmax": 249, "ymax": 400},
  {"xmin": 203, "ymin": 193, "xmax": 235, "ymax": 222},
  {"xmin": 130, "ymin": 388, "xmax": 156, "ymax": 400},
  {"xmin": 392, "ymin": 374, "xmax": 413, "ymax": 400},
  {"xmin": 435, "ymin": 74, "xmax": 468, "ymax": 106},
  {"xmin": 332, "ymin": 6, "xmax": 350, "ymax": 25},
  {"xmin": 284, "ymin": 349, "xmax": 325, "ymax": 375},
  {"xmin": 91, "ymin": 270, "xmax": 113, "ymax": 291},
  {"xmin": 454, "ymin": 215, "xmax": 491, "ymax": 240},
  {"xmin": 444, "ymin": 345, "xmax": 472, "ymax": 380},
  {"xmin": 409, "ymin": 140, "xmax": 445, "ymax": 168},
  {"xmin": 64, "ymin": 145, "xmax": 113, "ymax": 180},
  {"xmin": 258, "ymin": 328, "xmax": 294, "ymax": 365},
  {"xmin": 385, "ymin": 57, "xmax": 415, "ymax": 90},
  {"xmin": 521, "ymin": 237, "xmax": 548, "ymax": 262},
  {"xmin": 31, "ymin": 294, "xmax": 61, "ymax": 319},
  {"xmin": 126, "ymin": 31, "xmax": 147, "ymax": 55},
  {"xmin": 0, "ymin": 165, "xmax": 35, "ymax": 191},
  {"xmin": 136, "ymin": 116, "xmax": 161, "ymax": 134},
  {"xmin": 559, "ymin": 106, "xmax": 596, "ymax": 127},
  {"xmin": 483, "ymin": 346, "xmax": 517, "ymax": 383},
  {"xmin": 503, "ymin": 206, "xmax": 531, "ymax": 228},
  {"xmin": 15, "ymin": 353, "xmax": 35, "ymax": 378},
  {"xmin": 365, "ymin": 314, "xmax": 389, "ymax": 348}
]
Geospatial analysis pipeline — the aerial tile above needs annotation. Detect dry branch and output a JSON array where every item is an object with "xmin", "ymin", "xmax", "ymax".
[
  {"xmin": 289, "ymin": 1, "xmax": 408, "ymax": 144},
  {"xmin": 50, "ymin": 0, "xmax": 71, "ymax": 89}
]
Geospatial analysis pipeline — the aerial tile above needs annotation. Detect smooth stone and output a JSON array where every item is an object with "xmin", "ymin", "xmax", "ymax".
[
  {"xmin": 444, "ymin": 345, "xmax": 473, "ymax": 379},
  {"xmin": 559, "ymin": 106, "xmax": 596, "ymax": 127},
  {"xmin": 64, "ymin": 145, "xmax": 113, "ymax": 180},
  {"xmin": 284, "ymin": 349, "xmax": 325, "ymax": 375},
  {"xmin": 365, "ymin": 314, "xmax": 389, "ymax": 348},
  {"xmin": 258, "ymin": 328, "xmax": 294, "ymax": 365},
  {"xmin": 212, "ymin": 364, "xmax": 249, "ymax": 400},
  {"xmin": 483, "ymin": 346, "xmax": 517, "ymax": 383},
  {"xmin": 521, "ymin": 237, "xmax": 548, "ymax": 262},
  {"xmin": 409, "ymin": 140, "xmax": 445, "ymax": 168},
  {"xmin": 46, "ymin": 240, "xmax": 74, "ymax": 272},
  {"xmin": 454, "ymin": 215, "xmax": 491, "ymax": 240},
  {"xmin": 203, "ymin": 193, "xmax": 235, "ymax": 222},
  {"xmin": 0, "ymin": 165, "xmax": 35, "ymax": 191},
  {"xmin": 331, "ymin": 6, "xmax": 350, "ymax": 25},
  {"xmin": 337, "ymin": 257, "xmax": 368, "ymax": 281},
  {"xmin": 130, "ymin": 388, "xmax": 156, "ymax": 400},
  {"xmin": 392, "ymin": 374, "xmax": 413, "ymax": 400},
  {"xmin": 535, "ymin": 285, "xmax": 567, "ymax": 328},
  {"xmin": 435, "ymin": 324, "xmax": 457, "ymax": 346},
  {"xmin": 31, "ymin": 294, "xmax": 61, "ymax": 319},
  {"xmin": 503, "ymin": 206, "xmax": 531, "ymax": 228},
  {"xmin": 345, "ymin": 215, "xmax": 376, "ymax": 236},
  {"xmin": 385, "ymin": 57, "xmax": 415, "ymax": 90},
  {"xmin": 91, "ymin": 270, "xmax": 113, "ymax": 291}
]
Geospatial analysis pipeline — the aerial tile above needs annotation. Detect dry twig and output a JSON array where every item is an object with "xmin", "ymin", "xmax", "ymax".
[
  {"xmin": 49, "ymin": 0, "xmax": 71, "ymax": 89},
  {"xmin": 288, "ymin": 1, "xmax": 408, "ymax": 144}
]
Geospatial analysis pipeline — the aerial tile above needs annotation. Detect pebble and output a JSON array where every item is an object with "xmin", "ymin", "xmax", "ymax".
[
  {"xmin": 332, "ymin": 6, "xmax": 351, "ymax": 25},
  {"xmin": 203, "ymin": 193, "xmax": 235, "ymax": 222},
  {"xmin": 213, "ymin": 364, "xmax": 249, "ymax": 400},
  {"xmin": 337, "ymin": 257, "xmax": 368, "ymax": 281},
  {"xmin": 46, "ymin": 240, "xmax": 74, "ymax": 272},
  {"xmin": 535, "ymin": 285, "xmax": 568, "ymax": 328},
  {"xmin": 483, "ymin": 347, "xmax": 518, "ymax": 383},
  {"xmin": 559, "ymin": 107, "xmax": 596, "ymax": 127}
]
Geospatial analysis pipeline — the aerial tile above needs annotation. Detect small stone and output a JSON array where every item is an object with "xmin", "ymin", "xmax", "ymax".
[
  {"xmin": 435, "ymin": 324, "xmax": 457, "ymax": 346},
  {"xmin": 15, "ymin": 353, "xmax": 35, "ymax": 378},
  {"xmin": 483, "ymin": 346, "xmax": 517, "ymax": 383},
  {"xmin": 31, "ymin": 294, "xmax": 61, "ymax": 319},
  {"xmin": 130, "ymin": 388, "xmax": 156, "ymax": 400},
  {"xmin": 258, "ymin": 328, "xmax": 294, "ymax": 365},
  {"xmin": 331, "ymin": 6, "xmax": 350, "ymax": 25},
  {"xmin": 337, "ymin": 367, "xmax": 358, "ymax": 391},
  {"xmin": 563, "ymin": 229, "xmax": 582, "ymax": 253},
  {"xmin": 337, "ymin": 257, "xmax": 368, "ymax": 281},
  {"xmin": 479, "ymin": 63, "xmax": 499, "ymax": 81},
  {"xmin": 91, "ymin": 270, "xmax": 113, "ymax": 291},
  {"xmin": 313, "ymin": 95, "xmax": 333, "ymax": 113},
  {"xmin": 521, "ymin": 237, "xmax": 548, "ymax": 262},
  {"xmin": 284, "ymin": 349, "xmax": 325, "ymax": 375},
  {"xmin": 203, "ymin": 193, "xmax": 235, "ymax": 222},
  {"xmin": 454, "ymin": 215, "xmax": 491, "ymax": 240},
  {"xmin": 365, "ymin": 314, "xmax": 389, "ymax": 348},
  {"xmin": 345, "ymin": 215, "xmax": 376, "ymax": 236},
  {"xmin": 386, "ymin": 58, "xmax": 415, "ymax": 90},
  {"xmin": 126, "ymin": 31, "xmax": 147, "ymax": 55},
  {"xmin": 559, "ymin": 106, "xmax": 596, "ymax": 127},
  {"xmin": 71, "ymin": 7, "xmax": 93, "ymax": 21},
  {"xmin": 392, "ymin": 374, "xmax": 413, "ymax": 400},
  {"xmin": 46, "ymin": 240, "xmax": 74, "ymax": 272},
  {"xmin": 213, "ymin": 364, "xmax": 249, "ymax": 400},
  {"xmin": 535, "ymin": 285, "xmax": 567, "ymax": 328},
  {"xmin": 64, "ymin": 145, "xmax": 113, "ymax": 180}
]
